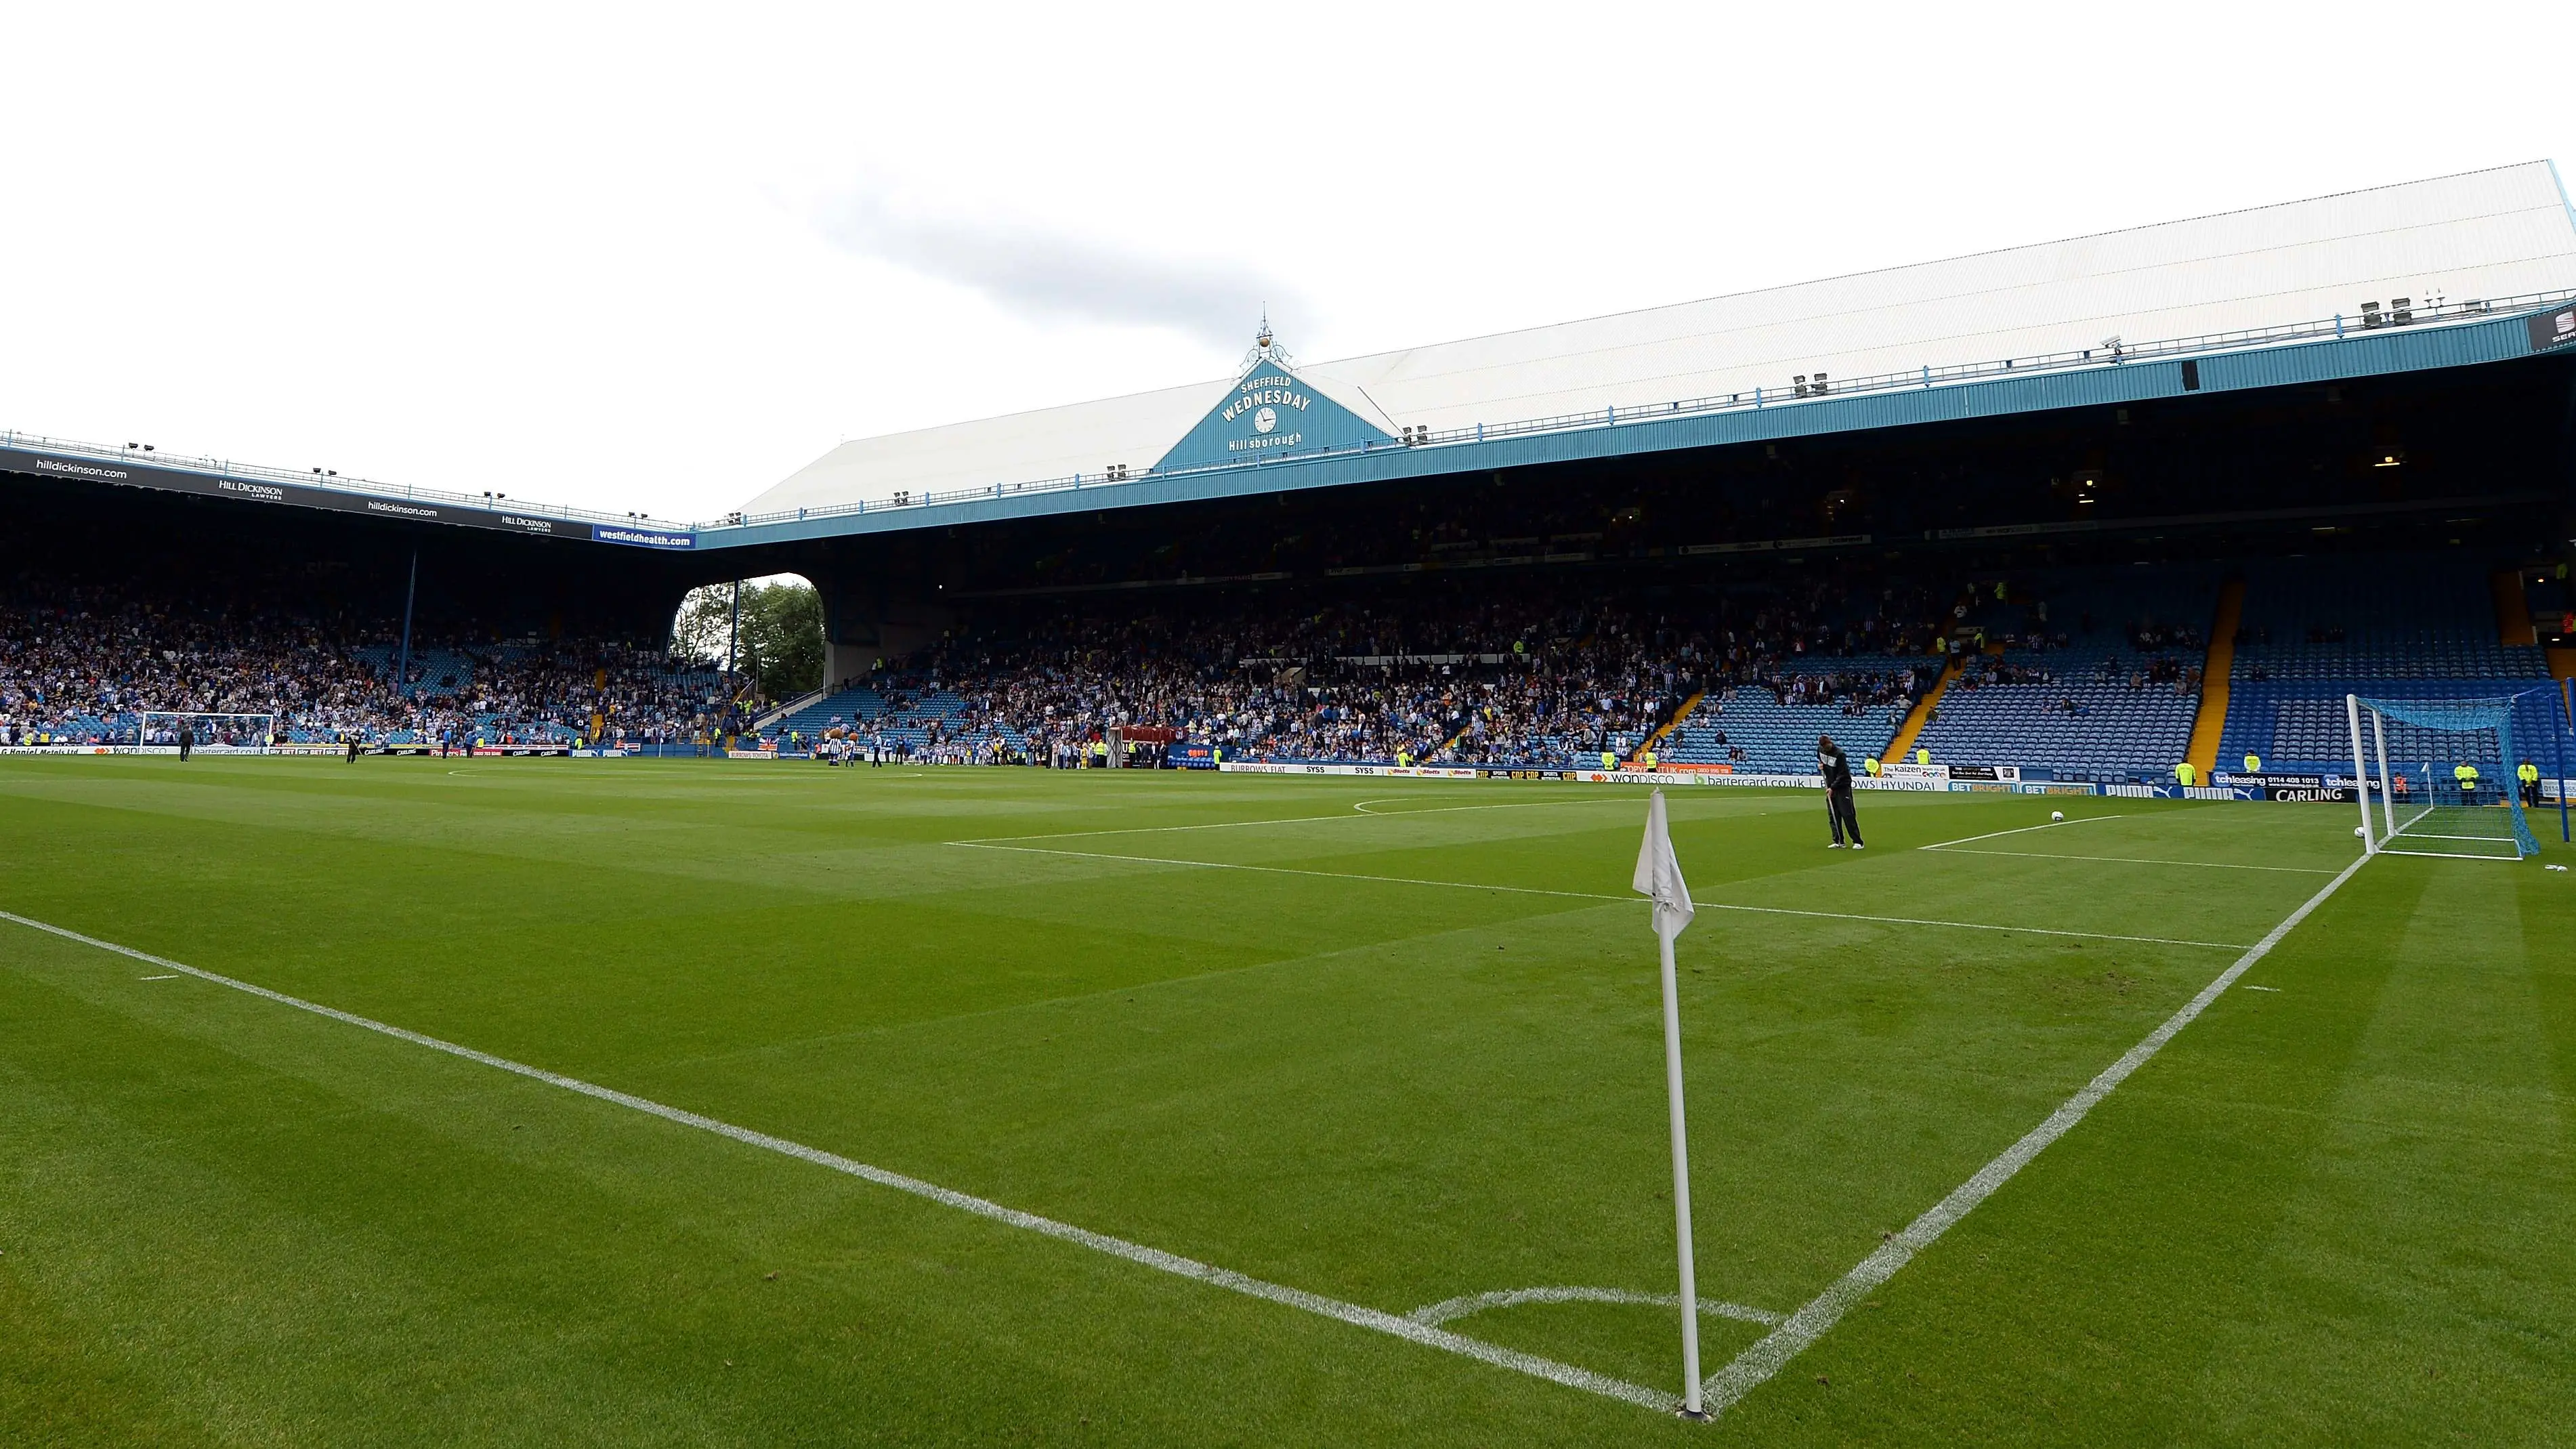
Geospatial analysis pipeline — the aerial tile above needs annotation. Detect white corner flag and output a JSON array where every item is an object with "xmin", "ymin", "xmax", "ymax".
[
  {"xmin": 1632, "ymin": 789, "xmax": 1709, "ymax": 1418},
  {"xmin": 1633, "ymin": 787, "xmax": 1696, "ymax": 937}
]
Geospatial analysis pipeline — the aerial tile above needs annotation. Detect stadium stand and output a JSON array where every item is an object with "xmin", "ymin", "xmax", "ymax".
[
  {"xmin": 9, "ymin": 543, "xmax": 2570, "ymax": 777},
  {"xmin": 1903, "ymin": 566, "xmax": 2219, "ymax": 782},
  {"xmin": 0, "ymin": 587, "xmax": 752, "ymax": 750},
  {"xmin": 2216, "ymin": 553, "xmax": 2558, "ymax": 776}
]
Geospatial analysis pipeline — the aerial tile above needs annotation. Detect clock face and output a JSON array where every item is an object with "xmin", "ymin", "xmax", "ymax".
[{"xmin": 1252, "ymin": 406, "xmax": 1278, "ymax": 434}]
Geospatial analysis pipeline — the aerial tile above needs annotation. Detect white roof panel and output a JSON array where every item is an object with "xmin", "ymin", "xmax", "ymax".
[{"xmin": 746, "ymin": 163, "xmax": 2576, "ymax": 513}]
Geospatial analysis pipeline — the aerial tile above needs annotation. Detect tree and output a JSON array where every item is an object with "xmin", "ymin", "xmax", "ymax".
[{"xmin": 670, "ymin": 578, "xmax": 824, "ymax": 698}]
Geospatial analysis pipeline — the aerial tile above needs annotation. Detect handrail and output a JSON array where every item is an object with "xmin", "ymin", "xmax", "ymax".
[{"xmin": 698, "ymin": 288, "xmax": 2576, "ymax": 532}]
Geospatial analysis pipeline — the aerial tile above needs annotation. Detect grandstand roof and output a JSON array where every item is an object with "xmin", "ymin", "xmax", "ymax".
[{"xmin": 746, "ymin": 162, "xmax": 2576, "ymax": 520}]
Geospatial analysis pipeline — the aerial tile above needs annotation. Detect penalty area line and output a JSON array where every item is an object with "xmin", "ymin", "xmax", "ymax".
[
  {"xmin": 1697, "ymin": 848, "xmax": 2369, "ymax": 1414},
  {"xmin": 950, "ymin": 841, "xmax": 2252, "ymax": 951},
  {"xmin": 959, "ymin": 794, "xmax": 1624, "ymax": 845},
  {"xmin": 0, "ymin": 908, "xmax": 1675, "ymax": 1416},
  {"xmin": 1916, "ymin": 815, "xmax": 2126, "ymax": 850},
  {"xmin": 1926, "ymin": 847, "xmax": 2337, "ymax": 875}
]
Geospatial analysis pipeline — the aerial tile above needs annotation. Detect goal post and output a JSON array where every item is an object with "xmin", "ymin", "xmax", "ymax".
[
  {"xmin": 138, "ymin": 711, "xmax": 277, "ymax": 754},
  {"xmin": 2348, "ymin": 690, "xmax": 2556, "ymax": 861}
]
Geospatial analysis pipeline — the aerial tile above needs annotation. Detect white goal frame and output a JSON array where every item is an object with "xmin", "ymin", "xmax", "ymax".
[
  {"xmin": 139, "ymin": 711, "xmax": 277, "ymax": 754},
  {"xmin": 2346, "ymin": 692, "xmax": 2543, "ymax": 862}
]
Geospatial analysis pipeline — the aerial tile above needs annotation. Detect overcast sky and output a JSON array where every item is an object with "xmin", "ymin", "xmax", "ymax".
[{"xmin": 4, "ymin": 3, "xmax": 2570, "ymax": 525}]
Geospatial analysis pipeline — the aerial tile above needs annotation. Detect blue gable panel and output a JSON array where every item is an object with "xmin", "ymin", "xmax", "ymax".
[{"xmin": 1153, "ymin": 360, "xmax": 1391, "ymax": 472}]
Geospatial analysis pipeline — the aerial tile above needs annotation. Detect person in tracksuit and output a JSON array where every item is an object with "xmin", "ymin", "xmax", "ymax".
[{"xmin": 1819, "ymin": 734, "xmax": 1863, "ymax": 849}]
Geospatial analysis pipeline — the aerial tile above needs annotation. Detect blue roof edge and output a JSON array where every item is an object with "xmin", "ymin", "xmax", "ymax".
[{"xmin": 698, "ymin": 308, "xmax": 2560, "ymax": 551}]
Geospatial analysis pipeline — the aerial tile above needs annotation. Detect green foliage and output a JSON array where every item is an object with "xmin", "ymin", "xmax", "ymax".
[
  {"xmin": 0, "ymin": 762, "xmax": 2567, "ymax": 1445},
  {"xmin": 671, "ymin": 579, "xmax": 824, "ymax": 699}
]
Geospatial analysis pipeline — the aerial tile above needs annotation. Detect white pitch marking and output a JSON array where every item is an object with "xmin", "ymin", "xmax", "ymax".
[
  {"xmin": 1928, "ymin": 847, "xmax": 2336, "ymax": 875},
  {"xmin": 1916, "ymin": 816, "xmax": 2127, "ymax": 851},
  {"xmin": 950, "ymin": 841, "xmax": 2252, "ymax": 951},
  {"xmin": 963, "ymin": 795, "xmax": 1622, "ymax": 844},
  {"xmin": 0, "ymin": 908, "xmax": 1674, "ymax": 1414},
  {"xmin": 1696, "ymin": 849, "xmax": 2368, "ymax": 1414},
  {"xmin": 138, "ymin": 973, "xmax": 180, "ymax": 981},
  {"xmin": 1410, "ymin": 1284, "xmax": 1781, "ymax": 1328},
  {"xmin": 2245, "ymin": 985, "xmax": 2281, "ymax": 992}
]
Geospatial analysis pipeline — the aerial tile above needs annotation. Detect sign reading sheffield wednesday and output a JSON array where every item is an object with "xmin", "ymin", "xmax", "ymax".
[{"xmin": 1153, "ymin": 337, "xmax": 1391, "ymax": 473}]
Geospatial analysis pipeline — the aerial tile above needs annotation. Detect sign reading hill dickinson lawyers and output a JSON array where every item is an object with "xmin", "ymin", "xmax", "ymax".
[{"xmin": 1153, "ymin": 348, "xmax": 1392, "ymax": 473}]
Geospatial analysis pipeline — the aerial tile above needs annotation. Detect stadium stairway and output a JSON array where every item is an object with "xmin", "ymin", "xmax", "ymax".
[
  {"xmin": 1626, "ymin": 690, "xmax": 1704, "ymax": 765},
  {"xmin": 1882, "ymin": 652, "xmax": 1962, "ymax": 763},
  {"xmin": 753, "ymin": 683, "xmax": 839, "ymax": 732},
  {"xmin": 2494, "ymin": 568, "xmax": 2539, "ymax": 646},
  {"xmin": 766, "ymin": 683, "xmax": 885, "ymax": 741},
  {"xmin": 1661, "ymin": 661, "xmax": 1916, "ymax": 774},
  {"xmin": 2184, "ymin": 578, "xmax": 2244, "ymax": 779},
  {"xmin": 1914, "ymin": 647, "xmax": 2201, "ymax": 782}
]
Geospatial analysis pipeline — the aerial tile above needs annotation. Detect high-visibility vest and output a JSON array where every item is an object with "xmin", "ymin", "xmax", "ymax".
[
  {"xmin": 1914, "ymin": 749, "xmax": 1929, "ymax": 766},
  {"xmin": 1602, "ymin": 753, "xmax": 1616, "ymax": 771},
  {"xmin": 2176, "ymin": 763, "xmax": 2197, "ymax": 787},
  {"xmin": 2244, "ymin": 755, "xmax": 2260, "ymax": 773},
  {"xmin": 1643, "ymin": 751, "xmax": 1657, "ymax": 769},
  {"xmin": 1864, "ymin": 757, "xmax": 1880, "ymax": 776},
  {"xmin": 2519, "ymin": 762, "xmax": 2539, "ymax": 784}
]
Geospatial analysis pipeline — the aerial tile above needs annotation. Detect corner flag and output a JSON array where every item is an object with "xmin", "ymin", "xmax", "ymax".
[
  {"xmin": 1632, "ymin": 789, "xmax": 1709, "ymax": 1418},
  {"xmin": 1632, "ymin": 788, "xmax": 1695, "ymax": 938}
]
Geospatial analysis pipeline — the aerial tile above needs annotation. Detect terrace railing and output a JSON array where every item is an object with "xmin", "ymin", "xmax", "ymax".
[{"xmin": 698, "ymin": 288, "xmax": 2576, "ymax": 533}]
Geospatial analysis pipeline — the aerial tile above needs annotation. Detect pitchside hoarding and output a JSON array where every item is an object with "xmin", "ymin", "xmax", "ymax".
[
  {"xmin": 0, "ymin": 445, "xmax": 694, "ymax": 549},
  {"xmin": 2212, "ymin": 771, "xmax": 2360, "ymax": 802}
]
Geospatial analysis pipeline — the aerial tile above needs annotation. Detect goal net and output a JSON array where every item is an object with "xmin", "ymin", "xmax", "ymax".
[
  {"xmin": 138, "ymin": 711, "xmax": 277, "ymax": 754},
  {"xmin": 2348, "ymin": 691, "xmax": 2558, "ymax": 861}
]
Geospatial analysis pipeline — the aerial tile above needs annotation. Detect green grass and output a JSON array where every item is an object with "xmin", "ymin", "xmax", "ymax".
[{"xmin": 0, "ymin": 757, "xmax": 2569, "ymax": 1445}]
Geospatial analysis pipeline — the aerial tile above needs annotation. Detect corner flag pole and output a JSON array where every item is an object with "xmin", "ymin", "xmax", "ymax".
[{"xmin": 1633, "ymin": 789, "xmax": 1708, "ymax": 1419}]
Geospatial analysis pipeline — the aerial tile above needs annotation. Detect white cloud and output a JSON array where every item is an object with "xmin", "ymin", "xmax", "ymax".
[{"xmin": 818, "ymin": 188, "xmax": 1304, "ymax": 351}]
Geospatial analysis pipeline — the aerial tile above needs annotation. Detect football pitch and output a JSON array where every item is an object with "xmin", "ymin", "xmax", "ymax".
[{"xmin": 2, "ymin": 758, "xmax": 2570, "ymax": 1446}]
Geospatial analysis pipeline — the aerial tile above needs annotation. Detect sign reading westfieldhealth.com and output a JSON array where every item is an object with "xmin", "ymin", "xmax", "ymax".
[{"xmin": 0, "ymin": 445, "xmax": 694, "ymax": 549}]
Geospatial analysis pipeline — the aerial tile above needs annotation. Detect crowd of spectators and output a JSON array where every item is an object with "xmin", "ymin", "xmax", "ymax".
[
  {"xmin": 815, "ymin": 576, "xmax": 1958, "ymax": 768},
  {"xmin": 0, "ymin": 589, "xmax": 750, "ymax": 749},
  {"xmin": 7, "ymin": 562, "xmax": 2224, "ymax": 770}
]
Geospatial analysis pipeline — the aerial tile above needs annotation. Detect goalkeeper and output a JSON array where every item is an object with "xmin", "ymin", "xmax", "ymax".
[{"xmin": 1817, "ymin": 734, "xmax": 1864, "ymax": 849}]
